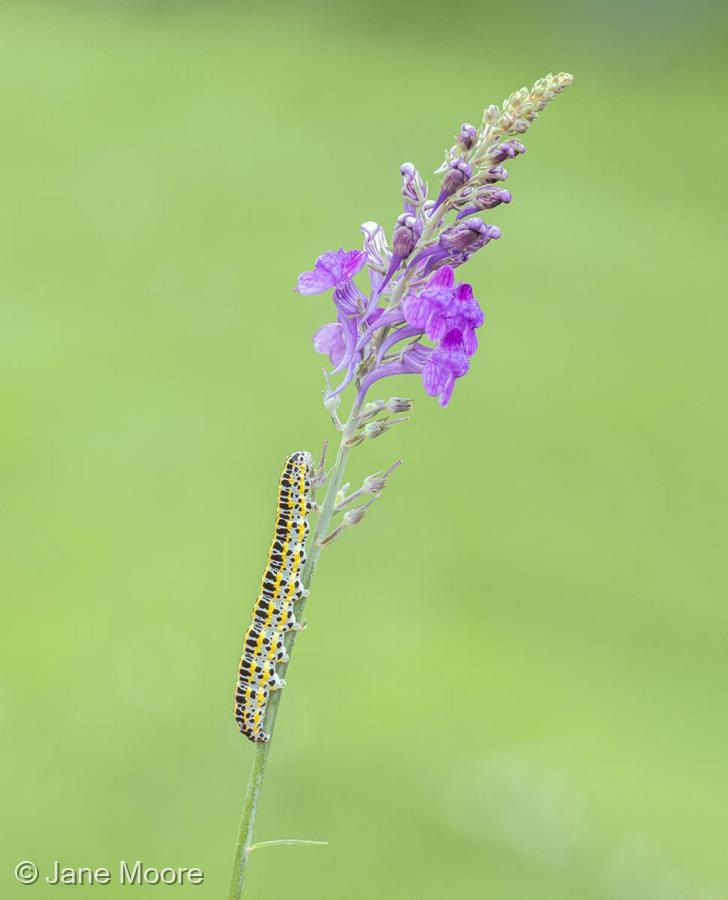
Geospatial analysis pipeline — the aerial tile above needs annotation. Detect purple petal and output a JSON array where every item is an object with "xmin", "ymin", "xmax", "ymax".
[
  {"xmin": 461, "ymin": 326, "xmax": 478, "ymax": 357},
  {"xmin": 297, "ymin": 268, "xmax": 336, "ymax": 295},
  {"xmin": 355, "ymin": 307, "xmax": 405, "ymax": 352},
  {"xmin": 401, "ymin": 291, "xmax": 432, "ymax": 329},
  {"xmin": 422, "ymin": 359, "xmax": 454, "ymax": 402},
  {"xmin": 425, "ymin": 311, "xmax": 447, "ymax": 342},
  {"xmin": 315, "ymin": 250, "xmax": 347, "ymax": 284},
  {"xmin": 454, "ymin": 283, "xmax": 473, "ymax": 303},
  {"xmin": 366, "ymin": 307, "xmax": 385, "ymax": 326},
  {"xmin": 340, "ymin": 249, "xmax": 368, "ymax": 281},
  {"xmin": 296, "ymin": 248, "xmax": 368, "ymax": 295},
  {"xmin": 438, "ymin": 376, "xmax": 457, "ymax": 407},
  {"xmin": 313, "ymin": 322, "xmax": 347, "ymax": 366},
  {"xmin": 427, "ymin": 265, "xmax": 455, "ymax": 290},
  {"xmin": 330, "ymin": 313, "xmax": 359, "ymax": 374},
  {"xmin": 402, "ymin": 342, "xmax": 433, "ymax": 368},
  {"xmin": 376, "ymin": 324, "xmax": 424, "ymax": 364},
  {"xmin": 439, "ymin": 328, "xmax": 466, "ymax": 352}
]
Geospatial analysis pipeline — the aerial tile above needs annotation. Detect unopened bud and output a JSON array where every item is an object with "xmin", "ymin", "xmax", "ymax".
[
  {"xmin": 484, "ymin": 104, "xmax": 499, "ymax": 126},
  {"xmin": 392, "ymin": 214, "xmax": 421, "ymax": 259},
  {"xmin": 483, "ymin": 164, "xmax": 509, "ymax": 184},
  {"xmin": 441, "ymin": 218, "xmax": 502, "ymax": 253},
  {"xmin": 343, "ymin": 433, "xmax": 365, "ymax": 447},
  {"xmin": 458, "ymin": 123, "xmax": 478, "ymax": 151},
  {"xmin": 487, "ymin": 140, "xmax": 527, "ymax": 164},
  {"xmin": 479, "ymin": 187, "xmax": 512, "ymax": 208},
  {"xmin": 400, "ymin": 162, "xmax": 427, "ymax": 209},
  {"xmin": 455, "ymin": 187, "xmax": 512, "ymax": 220},
  {"xmin": 386, "ymin": 397, "xmax": 413, "ymax": 413},
  {"xmin": 441, "ymin": 159, "xmax": 472, "ymax": 198}
]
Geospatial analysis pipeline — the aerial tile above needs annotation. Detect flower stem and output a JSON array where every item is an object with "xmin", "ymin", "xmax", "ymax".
[{"xmin": 227, "ymin": 395, "xmax": 363, "ymax": 900}]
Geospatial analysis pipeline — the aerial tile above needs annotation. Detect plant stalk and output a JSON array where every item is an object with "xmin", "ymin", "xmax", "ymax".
[{"xmin": 227, "ymin": 395, "xmax": 363, "ymax": 900}]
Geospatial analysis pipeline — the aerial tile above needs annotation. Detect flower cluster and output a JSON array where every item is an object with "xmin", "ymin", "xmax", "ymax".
[{"xmin": 295, "ymin": 73, "xmax": 573, "ymax": 411}]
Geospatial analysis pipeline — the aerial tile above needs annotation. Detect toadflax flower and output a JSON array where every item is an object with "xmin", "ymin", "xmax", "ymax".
[{"xmin": 296, "ymin": 248, "xmax": 368, "ymax": 314}]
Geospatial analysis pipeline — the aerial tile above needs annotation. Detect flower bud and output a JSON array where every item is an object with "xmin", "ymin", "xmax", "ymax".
[
  {"xmin": 458, "ymin": 123, "xmax": 478, "ymax": 151},
  {"xmin": 385, "ymin": 396, "xmax": 413, "ymax": 413},
  {"xmin": 455, "ymin": 187, "xmax": 511, "ymax": 220},
  {"xmin": 440, "ymin": 219, "xmax": 502, "ymax": 254},
  {"xmin": 361, "ymin": 221, "xmax": 390, "ymax": 268},
  {"xmin": 400, "ymin": 162, "xmax": 427, "ymax": 210},
  {"xmin": 486, "ymin": 140, "xmax": 527, "ymax": 164},
  {"xmin": 483, "ymin": 164, "xmax": 509, "ymax": 184},
  {"xmin": 484, "ymin": 104, "xmax": 499, "ymax": 126},
  {"xmin": 343, "ymin": 433, "xmax": 365, "ymax": 448},
  {"xmin": 440, "ymin": 159, "xmax": 472, "ymax": 198},
  {"xmin": 441, "ymin": 218, "xmax": 486, "ymax": 251},
  {"xmin": 392, "ymin": 214, "xmax": 421, "ymax": 259}
]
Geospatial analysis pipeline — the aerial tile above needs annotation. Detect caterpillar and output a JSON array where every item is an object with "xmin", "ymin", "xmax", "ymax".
[{"xmin": 234, "ymin": 450, "xmax": 314, "ymax": 742}]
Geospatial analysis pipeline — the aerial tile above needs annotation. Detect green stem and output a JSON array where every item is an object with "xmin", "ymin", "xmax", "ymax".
[{"xmin": 227, "ymin": 395, "xmax": 363, "ymax": 900}]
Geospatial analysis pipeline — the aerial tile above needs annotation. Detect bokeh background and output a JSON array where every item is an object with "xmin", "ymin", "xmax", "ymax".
[{"xmin": 2, "ymin": 1, "xmax": 727, "ymax": 897}]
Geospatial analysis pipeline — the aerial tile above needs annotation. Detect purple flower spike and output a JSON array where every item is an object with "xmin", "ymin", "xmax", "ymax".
[
  {"xmin": 432, "ymin": 159, "xmax": 472, "ymax": 213},
  {"xmin": 293, "ymin": 72, "xmax": 574, "ymax": 414},
  {"xmin": 296, "ymin": 248, "xmax": 367, "ymax": 296}
]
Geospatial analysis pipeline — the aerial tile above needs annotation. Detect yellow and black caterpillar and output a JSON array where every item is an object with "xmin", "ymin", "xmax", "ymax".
[{"xmin": 234, "ymin": 451, "xmax": 313, "ymax": 742}]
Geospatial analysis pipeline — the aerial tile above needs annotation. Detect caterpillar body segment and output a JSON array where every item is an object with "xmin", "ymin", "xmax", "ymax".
[
  {"xmin": 242, "ymin": 622, "xmax": 289, "ymax": 664},
  {"xmin": 252, "ymin": 594, "xmax": 300, "ymax": 632},
  {"xmin": 237, "ymin": 653, "xmax": 286, "ymax": 689},
  {"xmin": 234, "ymin": 450, "xmax": 313, "ymax": 743}
]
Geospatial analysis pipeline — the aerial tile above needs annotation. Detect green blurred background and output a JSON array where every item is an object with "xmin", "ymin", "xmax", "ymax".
[{"xmin": 2, "ymin": 1, "xmax": 726, "ymax": 897}]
